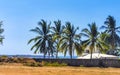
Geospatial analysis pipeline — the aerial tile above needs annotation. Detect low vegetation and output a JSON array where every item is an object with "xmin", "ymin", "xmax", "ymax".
[
  {"xmin": 41, "ymin": 61, "xmax": 67, "ymax": 67},
  {"xmin": 0, "ymin": 56, "xmax": 68, "ymax": 67}
]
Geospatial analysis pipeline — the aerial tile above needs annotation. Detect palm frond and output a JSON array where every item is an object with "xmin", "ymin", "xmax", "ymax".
[
  {"xmin": 82, "ymin": 28, "xmax": 91, "ymax": 36},
  {"xmin": 100, "ymin": 26, "xmax": 108, "ymax": 30},
  {"xmin": 80, "ymin": 33, "xmax": 89, "ymax": 38},
  {"xmin": 74, "ymin": 42, "xmax": 83, "ymax": 55}
]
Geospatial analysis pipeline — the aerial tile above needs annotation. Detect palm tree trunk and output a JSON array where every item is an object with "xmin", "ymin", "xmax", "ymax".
[
  {"xmin": 73, "ymin": 50, "xmax": 74, "ymax": 58},
  {"xmin": 44, "ymin": 54, "xmax": 45, "ymax": 59},
  {"xmin": 69, "ymin": 46, "xmax": 72, "ymax": 59},
  {"xmin": 56, "ymin": 50, "xmax": 58, "ymax": 58},
  {"xmin": 70, "ymin": 52, "xmax": 72, "ymax": 59},
  {"xmin": 90, "ymin": 50, "xmax": 92, "ymax": 59},
  {"xmin": 48, "ymin": 52, "xmax": 50, "ymax": 59},
  {"xmin": 70, "ymin": 45, "xmax": 72, "ymax": 59},
  {"xmin": 56, "ymin": 44, "xmax": 59, "ymax": 58},
  {"xmin": 69, "ymin": 40, "xmax": 72, "ymax": 59},
  {"xmin": 111, "ymin": 31, "xmax": 115, "ymax": 50}
]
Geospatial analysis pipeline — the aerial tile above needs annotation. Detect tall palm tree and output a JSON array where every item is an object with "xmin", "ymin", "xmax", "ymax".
[
  {"xmin": 101, "ymin": 15, "xmax": 120, "ymax": 50},
  {"xmin": 0, "ymin": 21, "xmax": 4, "ymax": 44},
  {"xmin": 51, "ymin": 20, "xmax": 63, "ymax": 58},
  {"xmin": 81, "ymin": 22, "xmax": 108, "ymax": 59},
  {"xmin": 28, "ymin": 19, "xmax": 54, "ymax": 58},
  {"xmin": 59, "ymin": 22, "xmax": 83, "ymax": 59}
]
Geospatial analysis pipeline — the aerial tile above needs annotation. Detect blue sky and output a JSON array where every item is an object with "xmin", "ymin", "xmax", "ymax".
[{"xmin": 0, "ymin": 0, "xmax": 120, "ymax": 55}]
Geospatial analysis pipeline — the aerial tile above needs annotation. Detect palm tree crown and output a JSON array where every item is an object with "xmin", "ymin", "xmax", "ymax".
[
  {"xmin": 51, "ymin": 20, "xmax": 64, "ymax": 58},
  {"xmin": 81, "ymin": 22, "xmax": 108, "ymax": 59},
  {"xmin": 101, "ymin": 15, "xmax": 120, "ymax": 50},
  {"xmin": 59, "ymin": 22, "xmax": 82, "ymax": 59},
  {"xmin": 28, "ymin": 19, "xmax": 54, "ymax": 58}
]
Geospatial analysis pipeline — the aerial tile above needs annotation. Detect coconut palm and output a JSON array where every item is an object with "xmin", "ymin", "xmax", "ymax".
[
  {"xmin": 101, "ymin": 15, "xmax": 120, "ymax": 50},
  {"xmin": 98, "ymin": 32, "xmax": 110, "ymax": 53},
  {"xmin": 59, "ymin": 22, "xmax": 83, "ymax": 59},
  {"xmin": 51, "ymin": 20, "xmax": 64, "ymax": 58},
  {"xmin": 0, "ymin": 21, "xmax": 4, "ymax": 44},
  {"xmin": 28, "ymin": 19, "xmax": 54, "ymax": 58},
  {"xmin": 81, "ymin": 22, "xmax": 109, "ymax": 59}
]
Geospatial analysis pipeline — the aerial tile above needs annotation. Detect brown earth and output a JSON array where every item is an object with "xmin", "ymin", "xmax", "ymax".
[{"xmin": 0, "ymin": 64, "xmax": 120, "ymax": 75}]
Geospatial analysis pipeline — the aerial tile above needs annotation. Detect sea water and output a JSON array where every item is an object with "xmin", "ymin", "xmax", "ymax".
[{"xmin": 0, "ymin": 55, "xmax": 77, "ymax": 59}]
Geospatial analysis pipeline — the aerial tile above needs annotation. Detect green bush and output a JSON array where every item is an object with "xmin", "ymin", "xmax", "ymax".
[
  {"xmin": 0, "ymin": 55, "xmax": 9, "ymax": 62},
  {"xmin": 0, "ymin": 55, "xmax": 8, "ymax": 58},
  {"xmin": 80, "ymin": 65, "xmax": 84, "ymax": 67},
  {"xmin": 23, "ymin": 62, "xmax": 42, "ymax": 67},
  {"xmin": 41, "ymin": 61, "xmax": 67, "ymax": 67}
]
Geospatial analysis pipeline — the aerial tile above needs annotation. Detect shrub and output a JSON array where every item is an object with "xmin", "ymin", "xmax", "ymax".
[
  {"xmin": 0, "ymin": 55, "xmax": 9, "ymax": 62},
  {"xmin": 22, "ymin": 58, "xmax": 36, "ymax": 63},
  {"xmin": 80, "ymin": 65, "xmax": 84, "ymax": 67},
  {"xmin": 0, "ymin": 55, "xmax": 8, "ymax": 58},
  {"xmin": 41, "ymin": 61, "xmax": 67, "ymax": 67},
  {"xmin": 23, "ymin": 62, "xmax": 42, "ymax": 67},
  {"xmin": 41, "ymin": 61, "xmax": 46, "ymax": 66},
  {"xmin": 11, "ymin": 57, "xmax": 21, "ymax": 63}
]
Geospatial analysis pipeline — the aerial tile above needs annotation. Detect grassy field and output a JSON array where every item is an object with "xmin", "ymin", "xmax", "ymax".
[{"xmin": 0, "ymin": 64, "xmax": 120, "ymax": 75}]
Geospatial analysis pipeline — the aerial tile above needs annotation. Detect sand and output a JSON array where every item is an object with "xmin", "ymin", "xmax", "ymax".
[{"xmin": 0, "ymin": 64, "xmax": 120, "ymax": 75}]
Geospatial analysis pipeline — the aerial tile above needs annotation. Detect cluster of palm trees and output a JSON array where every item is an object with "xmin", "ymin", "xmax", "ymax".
[{"xmin": 28, "ymin": 15, "xmax": 120, "ymax": 59}]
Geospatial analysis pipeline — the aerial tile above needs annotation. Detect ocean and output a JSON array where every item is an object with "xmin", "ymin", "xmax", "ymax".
[{"xmin": 0, "ymin": 55, "xmax": 78, "ymax": 59}]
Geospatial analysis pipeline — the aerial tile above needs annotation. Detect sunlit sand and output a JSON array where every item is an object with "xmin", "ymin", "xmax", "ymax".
[{"xmin": 0, "ymin": 64, "xmax": 120, "ymax": 75}]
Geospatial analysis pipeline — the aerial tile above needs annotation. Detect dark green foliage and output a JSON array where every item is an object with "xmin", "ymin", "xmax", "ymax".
[
  {"xmin": 28, "ymin": 19, "xmax": 55, "ymax": 58},
  {"xmin": 0, "ymin": 21, "xmax": 4, "ymax": 44},
  {"xmin": 51, "ymin": 20, "xmax": 64, "ymax": 58},
  {"xmin": 23, "ymin": 62, "xmax": 42, "ymax": 67},
  {"xmin": 28, "ymin": 16, "xmax": 120, "ymax": 59},
  {"xmin": 101, "ymin": 15, "xmax": 120, "ymax": 50},
  {"xmin": 59, "ymin": 22, "xmax": 83, "ymax": 59},
  {"xmin": 81, "ymin": 23, "xmax": 109, "ymax": 59},
  {"xmin": 41, "ymin": 61, "xmax": 67, "ymax": 66}
]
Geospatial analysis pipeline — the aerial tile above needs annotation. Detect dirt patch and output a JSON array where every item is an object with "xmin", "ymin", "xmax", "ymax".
[{"xmin": 0, "ymin": 65, "xmax": 120, "ymax": 75}]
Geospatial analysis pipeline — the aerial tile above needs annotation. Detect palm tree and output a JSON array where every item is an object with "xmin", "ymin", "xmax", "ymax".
[
  {"xmin": 0, "ymin": 21, "xmax": 4, "ymax": 44},
  {"xmin": 51, "ymin": 20, "xmax": 64, "ymax": 58},
  {"xmin": 28, "ymin": 19, "xmax": 54, "ymax": 58},
  {"xmin": 81, "ymin": 22, "xmax": 108, "ymax": 59},
  {"xmin": 59, "ymin": 22, "xmax": 83, "ymax": 59},
  {"xmin": 98, "ymin": 32, "xmax": 110, "ymax": 53},
  {"xmin": 101, "ymin": 15, "xmax": 120, "ymax": 50}
]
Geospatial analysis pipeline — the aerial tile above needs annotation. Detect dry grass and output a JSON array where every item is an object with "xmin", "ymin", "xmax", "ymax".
[{"xmin": 0, "ymin": 64, "xmax": 120, "ymax": 75}]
